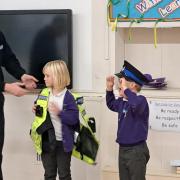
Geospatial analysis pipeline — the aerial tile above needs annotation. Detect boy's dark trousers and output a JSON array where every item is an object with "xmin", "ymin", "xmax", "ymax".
[
  {"xmin": 0, "ymin": 93, "xmax": 5, "ymax": 180},
  {"xmin": 41, "ymin": 141, "xmax": 72, "ymax": 180},
  {"xmin": 119, "ymin": 142, "xmax": 150, "ymax": 180}
]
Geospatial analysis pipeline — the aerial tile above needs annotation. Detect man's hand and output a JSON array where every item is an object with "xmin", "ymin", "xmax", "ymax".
[
  {"xmin": 106, "ymin": 76, "xmax": 114, "ymax": 91},
  {"xmin": 4, "ymin": 82, "xmax": 28, "ymax": 97},
  {"xmin": 21, "ymin": 74, "xmax": 38, "ymax": 90}
]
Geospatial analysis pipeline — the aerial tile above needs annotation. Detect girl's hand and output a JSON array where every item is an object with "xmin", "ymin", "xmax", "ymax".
[
  {"xmin": 106, "ymin": 76, "xmax": 114, "ymax": 91},
  {"xmin": 48, "ymin": 102, "xmax": 61, "ymax": 116}
]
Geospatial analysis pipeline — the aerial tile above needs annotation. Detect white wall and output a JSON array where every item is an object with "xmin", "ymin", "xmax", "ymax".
[
  {"xmin": 3, "ymin": 1, "xmax": 180, "ymax": 180},
  {"xmin": 1, "ymin": 0, "xmax": 92, "ymax": 90}
]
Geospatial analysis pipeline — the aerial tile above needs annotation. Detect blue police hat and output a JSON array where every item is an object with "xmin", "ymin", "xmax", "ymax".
[{"xmin": 115, "ymin": 60, "xmax": 150, "ymax": 86}]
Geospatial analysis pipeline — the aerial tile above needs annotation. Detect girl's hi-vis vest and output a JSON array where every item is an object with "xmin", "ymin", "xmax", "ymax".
[
  {"xmin": 30, "ymin": 88, "xmax": 81, "ymax": 155},
  {"xmin": 31, "ymin": 88, "xmax": 99, "ymax": 165},
  {"xmin": 30, "ymin": 88, "xmax": 49, "ymax": 155}
]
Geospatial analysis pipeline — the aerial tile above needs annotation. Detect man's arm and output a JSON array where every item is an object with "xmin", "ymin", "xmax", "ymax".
[
  {"xmin": 0, "ymin": 31, "xmax": 38, "ymax": 90},
  {"xmin": 0, "ymin": 31, "xmax": 26, "ymax": 80},
  {"xmin": 0, "ymin": 82, "xmax": 5, "ymax": 92}
]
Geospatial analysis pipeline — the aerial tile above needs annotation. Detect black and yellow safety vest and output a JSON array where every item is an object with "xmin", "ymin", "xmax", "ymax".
[{"xmin": 31, "ymin": 88, "xmax": 99, "ymax": 164}]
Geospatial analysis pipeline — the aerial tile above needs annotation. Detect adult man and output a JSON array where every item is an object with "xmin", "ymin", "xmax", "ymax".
[{"xmin": 0, "ymin": 30, "xmax": 38, "ymax": 180}]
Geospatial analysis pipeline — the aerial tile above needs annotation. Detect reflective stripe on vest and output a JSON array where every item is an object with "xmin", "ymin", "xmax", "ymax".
[{"xmin": 31, "ymin": 88, "xmax": 49, "ymax": 155}]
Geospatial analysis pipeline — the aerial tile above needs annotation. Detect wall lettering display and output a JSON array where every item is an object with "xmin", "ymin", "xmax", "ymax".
[
  {"xmin": 149, "ymin": 99, "xmax": 180, "ymax": 132},
  {"xmin": 109, "ymin": 0, "xmax": 180, "ymax": 21}
]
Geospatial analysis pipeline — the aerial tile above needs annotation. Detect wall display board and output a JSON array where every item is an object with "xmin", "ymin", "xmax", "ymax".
[
  {"xmin": 109, "ymin": 0, "xmax": 180, "ymax": 22},
  {"xmin": 149, "ymin": 99, "xmax": 180, "ymax": 132}
]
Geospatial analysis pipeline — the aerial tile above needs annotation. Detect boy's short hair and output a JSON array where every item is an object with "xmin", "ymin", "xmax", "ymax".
[
  {"xmin": 125, "ymin": 79, "xmax": 142, "ymax": 92},
  {"xmin": 43, "ymin": 60, "xmax": 70, "ymax": 89},
  {"xmin": 115, "ymin": 60, "xmax": 149, "ymax": 87}
]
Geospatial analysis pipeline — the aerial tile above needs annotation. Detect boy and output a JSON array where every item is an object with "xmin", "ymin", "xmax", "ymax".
[{"xmin": 106, "ymin": 60, "xmax": 150, "ymax": 180}]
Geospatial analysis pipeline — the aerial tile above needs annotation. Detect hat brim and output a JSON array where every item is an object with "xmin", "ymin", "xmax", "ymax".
[
  {"xmin": 115, "ymin": 71, "xmax": 134, "ymax": 82},
  {"xmin": 115, "ymin": 72, "xmax": 122, "ymax": 78}
]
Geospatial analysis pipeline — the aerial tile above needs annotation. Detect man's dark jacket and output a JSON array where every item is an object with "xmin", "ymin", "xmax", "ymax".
[{"xmin": 0, "ymin": 31, "xmax": 25, "ymax": 92}]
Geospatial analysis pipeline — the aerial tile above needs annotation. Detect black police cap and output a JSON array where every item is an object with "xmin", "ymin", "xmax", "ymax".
[{"xmin": 115, "ymin": 60, "xmax": 150, "ymax": 86}]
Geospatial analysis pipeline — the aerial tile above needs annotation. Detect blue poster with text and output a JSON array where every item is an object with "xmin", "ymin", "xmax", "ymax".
[{"xmin": 110, "ymin": 0, "xmax": 180, "ymax": 21}]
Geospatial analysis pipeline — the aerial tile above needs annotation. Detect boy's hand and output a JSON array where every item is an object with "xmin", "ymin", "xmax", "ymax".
[
  {"xmin": 120, "ymin": 78, "xmax": 128, "ymax": 91},
  {"xmin": 106, "ymin": 76, "xmax": 114, "ymax": 91}
]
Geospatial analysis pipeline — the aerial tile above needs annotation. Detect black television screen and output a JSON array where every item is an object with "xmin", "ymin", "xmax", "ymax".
[{"xmin": 0, "ymin": 9, "xmax": 73, "ymax": 88}]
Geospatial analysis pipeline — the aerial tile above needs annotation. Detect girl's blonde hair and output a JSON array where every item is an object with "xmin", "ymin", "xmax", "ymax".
[{"xmin": 43, "ymin": 60, "xmax": 70, "ymax": 89}]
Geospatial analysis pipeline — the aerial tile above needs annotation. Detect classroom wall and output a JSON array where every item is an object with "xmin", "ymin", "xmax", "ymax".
[{"xmin": 1, "ymin": 0, "xmax": 180, "ymax": 180}]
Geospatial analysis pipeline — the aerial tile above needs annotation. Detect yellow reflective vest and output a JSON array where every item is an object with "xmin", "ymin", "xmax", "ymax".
[
  {"xmin": 30, "ymin": 88, "xmax": 49, "ymax": 155},
  {"xmin": 31, "ymin": 89, "xmax": 99, "ymax": 165}
]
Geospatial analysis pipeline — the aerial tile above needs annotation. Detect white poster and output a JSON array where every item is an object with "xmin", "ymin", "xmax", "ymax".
[{"xmin": 148, "ymin": 99, "xmax": 180, "ymax": 132}]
